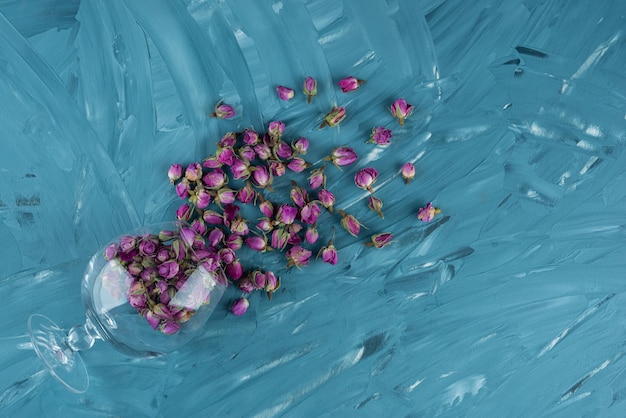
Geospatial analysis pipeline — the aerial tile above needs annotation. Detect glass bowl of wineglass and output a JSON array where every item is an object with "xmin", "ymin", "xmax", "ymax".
[{"xmin": 27, "ymin": 221, "xmax": 228, "ymax": 393}]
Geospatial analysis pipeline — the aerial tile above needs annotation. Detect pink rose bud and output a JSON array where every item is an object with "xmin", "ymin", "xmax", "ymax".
[
  {"xmin": 256, "ymin": 217, "xmax": 273, "ymax": 232},
  {"xmin": 250, "ymin": 166, "xmax": 273, "ymax": 191},
  {"xmin": 365, "ymin": 232, "xmax": 393, "ymax": 249},
  {"xmin": 238, "ymin": 145, "xmax": 256, "ymax": 162},
  {"xmin": 223, "ymin": 203, "xmax": 240, "ymax": 224},
  {"xmin": 104, "ymin": 243, "xmax": 118, "ymax": 260},
  {"xmin": 253, "ymin": 143, "xmax": 272, "ymax": 160},
  {"xmin": 245, "ymin": 235, "xmax": 269, "ymax": 252},
  {"xmin": 210, "ymin": 100, "xmax": 235, "ymax": 119},
  {"xmin": 231, "ymin": 158, "xmax": 251, "ymax": 180},
  {"xmin": 251, "ymin": 270, "xmax": 267, "ymax": 289},
  {"xmin": 226, "ymin": 260, "xmax": 243, "ymax": 281},
  {"xmin": 237, "ymin": 182, "xmax": 255, "ymax": 204},
  {"xmin": 308, "ymin": 166, "xmax": 326, "ymax": 190},
  {"xmin": 185, "ymin": 162, "xmax": 203, "ymax": 181},
  {"xmin": 337, "ymin": 76, "xmax": 365, "ymax": 93},
  {"xmin": 202, "ymin": 168, "xmax": 228, "ymax": 190},
  {"xmin": 168, "ymin": 163, "xmax": 182, "ymax": 183},
  {"xmin": 216, "ymin": 147, "xmax": 235, "ymax": 166},
  {"xmin": 175, "ymin": 180, "xmax": 190, "ymax": 199},
  {"xmin": 390, "ymin": 98, "xmax": 414, "ymax": 126},
  {"xmin": 327, "ymin": 146, "xmax": 358, "ymax": 169},
  {"xmin": 354, "ymin": 167, "xmax": 378, "ymax": 193},
  {"xmin": 225, "ymin": 233, "xmax": 243, "ymax": 250},
  {"xmin": 275, "ymin": 141, "xmax": 294, "ymax": 159},
  {"xmin": 276, "ymin": 85, "xmax": 295, "ymax": 101},
  {"xmin": 320, "ymin": 245, "xmax": 338, "ymax": 265},
  {"xmin": 305, "ymin": 226, "xmax": 319, "ymax": 244},
  {"xmin": 269, "ymin": 160, "xmax": 286, "ymax": 177},
  {"xmin": 292, "ymin": 137, "xmax": 309, "ymax": 155},
  {"xmin": 258, "ymin": 195, "xmax": 274, "ymax": 218},
  {"xmin": 401, "ymin": 162, "xmax": 416, "ymax": 184},
  {"xmin": 303, "ymin": 76, "xmax": 317, "ymax": 103},
  {"xmin": 216, "ymin": 188, "xmax": 237, "ymax": 205},
  {"xmin": 275, "ymin": 204, "xmax": 298, "ymax": 225},
  {"xmin": 218, "ymin": 131, "xmax": 237, "ymax": 148},
  {"xmin": 229, "ymin": 216, "xmax": 250, "ymax": 236},
  {"xmin": 317, "ymin": 189, "xmax": 335, "ymax": 213},
  {"xmin": 202, "ymin": 156, "xmax": 221, "ymax": 168},
  {"xmin": 368, "ymin": 196, "xmax": 384, "ymax": 219},
  {"xmin": 218, "ymin": 247, "xmax": 236, "ymax": 264},
  {"xmin": 319, "ymin": 106, "xmax": 347, "ymax": 129},
  {"xmin": 287, "ymin": 157, "xmax": 309, "ymax": 173},
  {"xmin": 231, "ymin": 297, "xmax": 249, "ymax": 316},
  {"xmin": 286, "ymin": 245, "xmax": 313, "ymax": 269},
  {"xmin": 270, "ymin": 228, "xmax": 290, "ymax": 250},
  {"xmin": 176, "ymin": 203, "xmax": 193, "ymax": 221},
  {"xmin": 338, "ymin": 209, "xmax": 362, "ymax": 237},
  {"xmin": 290, "ymin": 182, "xmax": 308, "ymax": 208},
  {"xmin": 238, "ymin": 277, "xmax": 255, "ymax": 293},
  {"xmin": 300, "ymin": 202, "xmax": 321, "ymax": 225},
  {"xmin": 417, "ymin": 202, "xmax": 441, "ymax": 222},
  {"xmin": 368, "ymin": 126, "xmax": 392, "ymax": 146},
  {"xmin": 202, "ymin": 210, "xmax": 224, "ymax": 225},
  {"xmin": 195, "ymin": 188, "xmax": 212, "ymax": 209},
  {"xmin": 264, "ymin": 271, "xmax": 279, "ymax": 293},
  {"xmin": 243, "ymin": 129, "xmax": 260, "ymax": 145},
  {"xmin": 191, "ymin": 219, "xmax": 207, "ymax": 236},
  {"xmin": 268, "ymin": 120, "xmax": 285, "ymax": 141}
]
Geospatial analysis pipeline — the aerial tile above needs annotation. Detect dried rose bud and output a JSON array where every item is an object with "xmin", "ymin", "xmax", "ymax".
[
  {"xmin": 354, "ymin": 167, "xmax": 378, "ymax": 193},
  {"xmin": 275, "ymin": 141, "xmax": 294, "ymax": 160},
  {"xmin": 258, "ymin": 195, "xmax": 274, "ymax": 218},
  {"xmin": 401, "ymin": 162, "xmax": 415, "ymax": 184},
  {"xmin": 218, "ymin": 132, "xmax": 237, "ymax": 148},
  {"xmin": 300, "ymin": 202, "xmax": 321, "ymax": 225},
  {"xmin": 275, "ymin": 204, "xmax": 298, "ymax": 225},
  {"xmin": 338, "ymin": 76, "xmax": 365, "ymax": 93},
  {"xmin": 268, "ymin": 160, "xmax": 286, "ymax": 177},
  {"xmin": 368, "ymin": 126, "xmax": 392, "ymax": 146},
  {"xmin": 303, "ymin": 76, "xmax": 317, "ymax": 103},
  {"xmin": 168, "ymin": 163, "xmax": 182, "ymax": 183},
  {"xmin": 225, "ymin": 233, "xmax": 243, "ymax": 251},
  {"xmin": 230, "ymin": 158, "xmax": 250, "ymax": 180},
  {"xmin": 368, "ymin": 196, "xmax": 384, "ymax": 219},
  {"xmin": 238, "ymin": 145, "xmax": 256, "ymax": 162},
  {"xmin": 290, "ymin": 181, "xmax": 308, "ymax": 208},
  {"xmin": 229, "ymin": 216, "xmax": 249, "ymax": 236},
  {"xmin": 242, "ymin": 129, "xmax": 260, "ymax": 145},
  {"xmin": 287, "ymin": 157, "xmax": 309, "ymax": 173},
  {"xmin": 317, "ymin": 189, "xmax": 335, "ymax": 213},
  {"xmin": 237, "ymin": 182, "xmax": 255, "ymax": 204},
  {"xmin": 185, "ymin": 162, "xmax": 203, "ymax": 181},
  {"xmin": 202, "ymin": 168, "xmax": 228, "ymax": 190},
  {"xmin": 251, "ymin": 270, "xmax": 267, "ymax": 289},
  {"xmin": 245, "ymin": 235, "xmax": 269, "ymax": 252},
  {"xmin": 276, "ymin": 85, "xmax": 295, "ymax": 101},
  {"xmin": 176, "ymin": 203, "xmax": 193, "ymax": 221},
  {"xmin": 338, "ymin": 209, "xmax": 363, "ymax": 237},
  {"xmin": 390, "ymin": 98, "xmax": 414, "ymax": 126},
  {"xmin": 175, "ymin": 180, "xmax": 190, "ymax": 199},
  {"xmin": 226, "ymin": 260, "xmax": 243, "ymax": 281},
  {"xmin": 305, "ymin": 226, "xmax": 319, "ymax": 244},
  {"xmin": 250, "ymin": 166, "xmax": 274, "ymax": 191},
  {"xmin": 286, "ymin": 245, "xmax": 312, "ymax": 269},
  {"xmin": 365, "ymin": 232, "xmax": 393, "ymax": 249},
  {"xmin": 292, "ymin": 137, "xmax": 309, "ymax": 155},
  {"xmin": 216, "ymin": 147, "xmax": 235, "ymax": 166},
  {"xmin": 202, "ymin": 156, "xmax": 221, "ymax": 169},
  {"xmin": 319, "ymin": 106, "xmax": 346, "ymax": 129},
  {"xmin": 268, "ymin": 120, "xmax": 285, "ymax": 142},
  {"xmin": 202, "ymin": 210, "xmax": 224, "ymax": 225},
  {"xmin": 210, "ymin": 100, "xmax": 235, "ymax": 119},
  {"xmin": 270, "ymin": 228, "xmax": 290, "ymax": 251},
  {"xmin": 256, "ymin": 217, "xmax": 273, "ymax": 233},
  {"xmin": 417, "ymin": 202, "xmax": 441, "ymax": 222},
  {"xmin": 308, "ymin": 166, "xmax": 326, "ymax": 190},
  {"xmin": 264, "ymin": 271, "xmax": 280, "ymax": 299},
  {"xmin": 231, "ymin": 297, "xmax": 249, "ymax": 316},
  {"xmin": 216, "ymin": 188, "xmax": 237, "ymax": 205},
  {"xmin": 254, "ymin": 143, "xmax": 272, "ymax": 160},
  {"xmin": 317, "ymin": 228, "xmax": 337, "ymax": 265},
  {"xmin": 326, "ymin": 146, "xmax": 357, "ymax": 169},
  {"xmin": 238, "ymin": 277, "xmax": 255, "ymax": 293},
  {"xmin": 208, "ymin": 228, "xmax": 224, "ymax": 247},
  {"xmin": 195, "ymin": 187, "xmax": 212, "ymax": 209}
]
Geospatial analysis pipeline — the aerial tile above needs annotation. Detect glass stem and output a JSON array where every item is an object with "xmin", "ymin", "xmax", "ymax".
[{"xmin": 66, "ymin": 318, "xmax": 100, "ymax": 352}]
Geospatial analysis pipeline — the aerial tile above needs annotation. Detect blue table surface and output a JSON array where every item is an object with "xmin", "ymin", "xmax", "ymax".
[{"xmin": 1, "ymin": 0, "xmax": 626, "ymax": 416}]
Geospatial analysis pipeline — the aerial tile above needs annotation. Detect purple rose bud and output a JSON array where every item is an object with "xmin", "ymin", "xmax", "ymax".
[
  {"xmin": 175, "ymin": 181, "xmax": 190, "ymax": 199},
  {"xmin": 275, "ymin": 141, "xmax": 294, "ymax": 159},
  {"xmin": 256, "ymin": 217, "xmax": 273, "ymax": 232},
  {"xmin": 390, "ymin": 98, "xmax": 414, "ymax": 126},
  {"xmin": 276, "ymin": 85, "xmax": 295, "ymax": 101},
  {"xmin": 168, "ymin": 163, "xmax": 183, "ymax": 183},
  {"xmin": 104, "ymin": 243, "xmax": 118, "ymax": 260},
  {"xmin": 270, "ymin": 228, "xmax": 290, "ymax": 251},
  {"xmin": 365, "ymin": 232, "xmax": 393, "ymax": 249},
  {"xmin": 243, "ymin": 129, "xmax": 260, "ymax": 145},
  {"xmin": 161, "ymin": 321, "xmax": 180, "ymax": 335},
  {"xmin": 210, "ymin": 100, "xmax": 235, "ymax": 119},
  {"xmin": 368, "ymin": 126, "xmax": 392, "ymax": 146},
  {"xmin": 223, "ymin": 204, "xmax": 240, "ymax": 224},
  {"xmin": 226, "ymin": 259, "xmax": 243, "ymax": 281},
  {"xmin": 203, "ymin": 210, "xmax": 223, "ymax": 225},
  {"xmin": 258, "ymin": 196, "xmax": 274, "ymax": 218},
  {"xmin": 202, "ymin": 156, "xmax": 221, "ymax": 169},
  {"xmin": 319, "ymin": 245, "xmax": 338, "ymax": 265},
  {"xmin": 338, "ymin": 209, "xmax": 362, "ymax": 237},
  {"xmin": 251, "ymin": 166, "xmax": 273, "ymax": 190},
  {"xmin": 229, "ymin": 216, "xmax": 250, "ymax": 236},
  {"xmin": 158, "ymin": 260, "xmax": 180, "ymax": 279},
  {"xmin": 119, "ymin": 235, "xmax": 137, "ymax": 253},
  {"xmin": 254, "ymin": 143, "xmax": 272, "ymax": 160},
  {"xmin": 251, "ymin": 270, "xmax": 267, "ymax": 289},
  {"xmin": 238, "ymin": 277, "xmax": 255, "ymax": 293},
  {"xmin": 237, "ymin": 183, "xmax": 255, "ymax": 204},
  {"xmin": 219, "ymin": 247, "xmax": 236, "ymax": 264},
  {"xmin": 287, "ymin": 157, "xmax": 309, "ymax": 173},
  {"xmin": 320, "ymin": 106, "xmax": 346, "ymax": 129},
  {"xmin": 218, "ymin": 131, "xmax": 237, "ymax": 148},
  {"xmin": 225, "ymin": 233, "xmax": 243, "ymax": 251},
  {"xmin": 268, "ymin": 120, "xmax": 285, "ymax": 141},
  {"xmin": 216, "ymin": 188, "xmax": 237, "ymax": 205},
  {"xmin": 139, "ymin": 239, "xmax": 157, "ymax": 257},
  {"xmin": 196, "ymin": 188, "xmax": 212, "ymax": 209},
  {"xmin": 245, "ymin": 235, "xmax": 268, "ymax": 252},
  {"xmin": 156, "ymin": 247, "xmax": 170, "ymax": 263},
  {"xmin": 303, "ymin": 76, "xmax": 317, "ymax": 103},
  {"xmin": 305, "ymin": 226, "xmax": 319, "ymax": 244},
  {"xmin": 317, "ymin": 189, "xmax": 335, "ymax": 213},
  {"xmin": 417, "ymin": 202, "xmax": 441, "ymax": 222},
  {"xmin": 238, "ymin": 145, "xmax": 256, "ymax": 162},
  {"xmin": 265, "ymin": 271, "xmax": 279, "ymax": 293},
  {"xmin": 145, "ymin": 311, "xmax": 161, "ymax": 330},
  {"xmin": 185, "ymin": 162, "xmax": 203, "ymax": 181},
  {"xmin": 275, "ymin": 204, "xmax": 298, "ymax": 225},
  {"xmin": 308, "ymin": 166, "xmax": 326, "ymax": 190},
  {"xmin": 176, "ymin": 203, "xmax": 192, "ymax": 221},
  {"xmin": 231, "ymin": 297, "xmax": 249, "ymax": 316},
  {"xmin": 354, "ymin": 167, "xmax": 379, "ymax": 193},
  {"xmin": 292, "ymin": 137, "xmax": 309, "ymax": 155},
  {"xmin": 203, "ymin": 168, "xmax": 228, "ymax": 190},
  {"xmin": 286, "ymin": 246, "xmax": 313, "ymax": 269},
  {"xmin": 208, "ymin": 228, "xmax": 224, "ymax": 247},
  {"xmin": 290, "ymin": 182, "xmax": 308, "ymax": 208},
  {"xmin": 230, "ymin": 158, "xmax": 250, "ymax": 180},
  {"xmin": 268, "ymin": 160, "xmax": 286, "ymax": 177},
  {"xmin": 368, "ymin": 196, "xmax": 384, "ymax": 219},
  {"xmin": 338, "ymin": 76, "xmax": 365, "ymax": 93},
  {"xmin": 327, "ymin": 146, "xmax": 357, "ymax": 169},
  {"xmin": 300, "ymin": 202, "xmax": 321, "ymax": 225},
  {"xmin": 401, "ymin": 162, "xmax": 415, "ymax": 184},
  {"xmin": 217, "ymin": 147, "xmax": 236, "ymax": 166}
]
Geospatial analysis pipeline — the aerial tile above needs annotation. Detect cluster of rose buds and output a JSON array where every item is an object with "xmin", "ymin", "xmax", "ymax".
[
  {"xmin": 176, "ymin": 75, "xmax": 441, "ymax": 317},
  {"xmin": 103, "ymin": 227, "xmax": 225, "ymax": 334}
]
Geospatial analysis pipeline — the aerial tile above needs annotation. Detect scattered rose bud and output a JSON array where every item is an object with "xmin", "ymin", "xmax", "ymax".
[
  {"xmin": 275, "ymin": 141, "xmax": 294, "ymax": 159},
  {"xmin": 242, "ymin": 129, "xmax": 260, "ymax": 145},
  {"xmin": 417, "ymin": 202, "xmax": 442, "ymax": 222},
  {"xmin": 303, "ymin": 76, "xmax": 317, "ymax": 103},
  {"xmin": 270, "ymin": 228, "xmax": 290, "ymax": 251},
  {"xmin": 202, "ymin": 168, "xmax": 228, "ymax": 190},
  {"xmin": 368, "ymin": 196, "xmax": 384, "ymax": 219},
  {"xmin": 401, "ymin": 162, "xmax": 415, "ymax": 184},
  {"xmin": 292, "ymin": 137, "xmax": 309, "ymax": 155},
  {"xmin": 317, "ymin": 189, "xmax": 335, "ymax": 213},
  {"xmin": 287, "ymin": 157, "xmax": 309, "ymax": 173},
  {"xmin": 326, "ymin": 146, "xmax": 358, "ymax": 169},
  {"xmin": 268, "ymin": 160, "xmax": 286, "ymax": 177},
  {"xmin": 195, "ymin": 188, "xmax": 212, "ymax": 209},
  {"xmin": 300, "ymin": 202, "xmax": 321, "ymax": 225},
  {"xmin": 276, "ymin": 85, "xmax": 295, "ymax": 101},
  {"xmin": 250, "ymin": 166, "xmax": 274, "ymax": 191},
  {"xmin": 290, "ymin": 181, "xmax": 308, "ymax": 208},
  {"xmin": 368, "ymin": 126, "xmax": 392, "ymax": 146},
  {"xmin": 176, "ymin": 203, "xmax": 193, "ymax": 221},
  {"xmin": 237, "ymin": 182, "xmax": 255, "ymax": 204},
  {"xmin": 226, "ymin": 260, "xmax": 243, "ymax": 281},
  {"xmin": 286, "ymin": 245, "xmax": 313, "ymax": 269},
  {"xmin": 175, "ymin": 180, "xmax": 190, "ymax": 199},
  {"xmin": 264, "ymin": 271, "xmax": 280, "ymax": 299},
  {"xmin": 258, "ymin": 195, "xmax": 274, "ymax": 218},
  {"xmin": 268, "ymin": 121, "xmax": 285, "ymax": 142},
  {"xmin": 338, "ymin": 76, "xmax": 365, "ymax": 93},
  {"xmin": 305, "ymin": 226, "xmax": 319, "ymax": 244},
  {"xmin": 168, "ymin": 164, "xmax": 182, "ymax": 183},
  {"xmin": 308, "ymin": 166, "xmax": 326, "ymax": 190},
  {"xmin": 210, "ymin": 100, "xmax": 235, "ymax": 119},
  {"xmin": 216, "ymin": 147, "xmax": 235, "ymax": 166},
  {"xmin": 390, "ymin": 98, "xmax": 414, "ymax": 126},
  {"xmin": 238, "ymin": 145, "xmax": 256, "ymax": 162},
  {"xmin": 218, "ymin": 132, "xmax": 237, "ymax": 148},
  {"xmin": 319, "ymin": 106, "xmax": 346, "ymax": 129},
  {"xmin": 245, "ymin": 235, "xmax": 270, "ymax": 252},
  {"xmin": 338, "ymin": 209, "xmax": 363, "ymax": 237},
  {"xmin": 254, "ymin": 143, "xmax": 272, "ymax": 160},
  {"xmin": 317, "ymin": 229, "xmax": 337, "ymax": 265},
  {"xmin": 231, "ymin": 297, "xmax": 249, "ymax": 316},
  {"xmin": 275, "ymin": 204, "xmax": 298, "ymax": 225},
  {"xmin": 364, "ymin": 232, "xmax": 393, "ymax": 249},
  {"xmin": 184, "ymin": 162, "xmax": 203, "ymax": 181},
  {"xmin": 354, "ymin": 167, "xmax": 379, "ymax": 193}
]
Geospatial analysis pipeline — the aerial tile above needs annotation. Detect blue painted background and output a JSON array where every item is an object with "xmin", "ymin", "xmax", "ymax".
[{"xmin": 1, "ymin": 0, "xmax": 626, "ymax": 416}]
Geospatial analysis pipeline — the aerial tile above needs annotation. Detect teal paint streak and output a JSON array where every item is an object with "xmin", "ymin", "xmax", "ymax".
[{"xmin": 1, "ymin": 0, "xmax": 625, "ymax": 416}]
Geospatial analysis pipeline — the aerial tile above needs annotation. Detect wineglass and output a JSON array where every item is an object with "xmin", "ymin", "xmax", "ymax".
[{"xmin": 27, "ymin": 221, "xmax": 228, "ymax": 393}]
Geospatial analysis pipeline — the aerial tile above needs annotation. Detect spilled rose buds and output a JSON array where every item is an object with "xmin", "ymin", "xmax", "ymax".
[
  {"xmin": 319, "ymin": 106, "xmax": 346, "ymax": 129},
  {"xmin": 368, "ymin": 126, "xmax": 392, "ymax": 146},
  {"xmin": 231, "ymin": 297, "xmax": 249, "ymax": 316},
  {"xmin": 276, "ymin": 85, "xmax": 295, "ymax": 101},
  {"xmin": 401, "ymin": 162, "xmax": 415, "ymax": 184},
  {"xmin": 354, "ymin": 167, "xmax": 378, "ymax": 193},
  {"xmin": 364, "ymin": 232, "xmax": 393, "ymax": 249},
  {"xmin": 303, "ymin": 76, "xmax": 317, "ymax": 103},
  {"xmin": 338, "ymin": 76, "xmax": 365, "ymax": 93},
  {"xmin": 390, "ymin": 98, "xmax": 414, "ymax": 126},
  {"xmin": 417, "ymin": 202, "xmax": 441, "ymax": 222},
  {"xmin": 210, "ymin": 100, "xmax": 235, "ymax": 119}
]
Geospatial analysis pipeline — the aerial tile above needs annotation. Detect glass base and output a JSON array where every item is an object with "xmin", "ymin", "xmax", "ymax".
[{"xmin": 27, "ymin": 314, "xmax": 89, "ymax": 394}]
